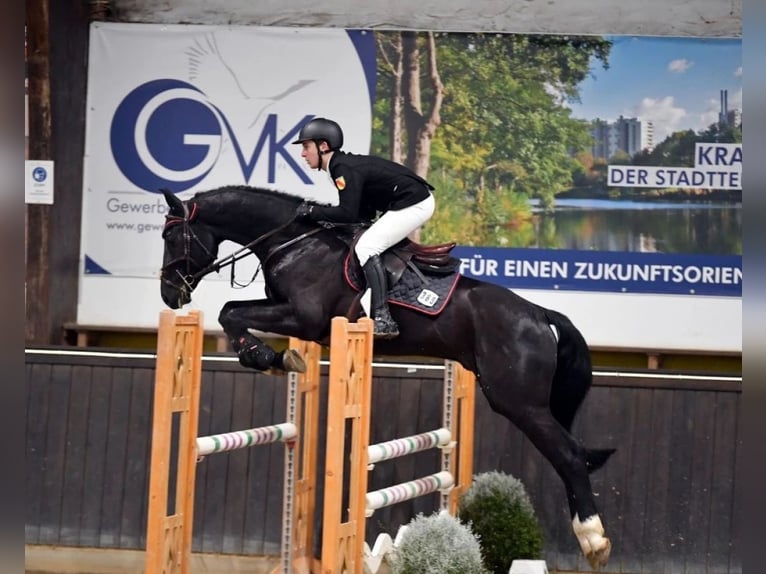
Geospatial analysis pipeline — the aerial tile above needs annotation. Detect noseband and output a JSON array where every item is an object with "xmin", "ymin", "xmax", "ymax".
[{"xmin": 160, "ymin": 202, "xmax": 215, "ymax": 297}]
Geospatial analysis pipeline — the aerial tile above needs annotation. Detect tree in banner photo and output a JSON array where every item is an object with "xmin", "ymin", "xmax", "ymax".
[{"xmin": 368, "ymin": 32, "xmax": 741, "ymax": 296}]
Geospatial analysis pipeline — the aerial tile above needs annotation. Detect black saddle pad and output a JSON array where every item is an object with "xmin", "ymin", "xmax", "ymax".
[{"xmin": 343, "ymin": 253, "xmax": 460, "ymax": 316}]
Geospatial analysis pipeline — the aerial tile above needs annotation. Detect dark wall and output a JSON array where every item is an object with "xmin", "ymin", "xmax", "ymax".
[
  {"xmin": 25, "ymin": 1, "xmax": 89, "ymax": 344},
  {"xmin": 25, "ymin": 350, "xmax": 741, "ymax": 573}
]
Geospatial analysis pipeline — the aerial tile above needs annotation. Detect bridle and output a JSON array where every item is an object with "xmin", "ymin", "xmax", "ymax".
[
  {"xmin": 159, "ymin": 201, "xmax": 216, "ymax": 299},
  {"xmin": 160, "ymin": 199, "xmax": 326, "ymax": 299}
]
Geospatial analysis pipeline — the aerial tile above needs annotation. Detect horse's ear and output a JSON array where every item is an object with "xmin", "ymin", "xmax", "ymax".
[{"xmin": 161, "ymin": 188, "xmax": 184, "ymax": 216}]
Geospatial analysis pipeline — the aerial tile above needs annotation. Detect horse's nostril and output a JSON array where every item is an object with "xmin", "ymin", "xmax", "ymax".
[{"xmin": 177, "ymin": 289, "xmax": 191, "ymax": 307}]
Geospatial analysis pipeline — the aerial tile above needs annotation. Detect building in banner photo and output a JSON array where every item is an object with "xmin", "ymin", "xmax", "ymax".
[
  {"xmin": 589, "ymin": 116, "xmax": 655, "ymax": 159},
  {"xmin": 718, "ymin": 89, "xmax": 742, "ymax": 128}
]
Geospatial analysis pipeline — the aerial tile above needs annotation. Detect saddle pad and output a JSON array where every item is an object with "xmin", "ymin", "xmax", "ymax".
[{"xmin": 344, "ymin": 253, "xmax": 461, "ymax": 316}]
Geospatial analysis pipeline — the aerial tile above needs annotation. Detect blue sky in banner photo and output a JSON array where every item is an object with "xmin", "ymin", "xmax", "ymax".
[{"xmin": 567, "ymin": 36, "xmax": 742, "ymax": 143}]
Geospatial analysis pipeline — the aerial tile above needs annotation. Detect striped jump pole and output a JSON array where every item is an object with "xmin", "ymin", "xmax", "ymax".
[
  {"xmin": 144, "ymin": 310, "xmax": 321, "ymax": 574},
  {"xmin": 196, "ymin": 423, "xmax": 297, "ymax": 457},
  {"xmin": 367, "ymin": 428, "xmax": 452, "ymax": 466},
  {"xmin": 321, "ymin": 317, "xmax": 476, "ymax": 574},
  {"xmin": 365, "ymin": 471, "xmax": 455, "ymax": 514}
]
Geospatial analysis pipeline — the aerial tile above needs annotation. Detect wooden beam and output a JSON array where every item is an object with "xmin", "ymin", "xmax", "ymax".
[{"xmin": 25, "ymin": 0, "xmax": 53, "ymax": 344}]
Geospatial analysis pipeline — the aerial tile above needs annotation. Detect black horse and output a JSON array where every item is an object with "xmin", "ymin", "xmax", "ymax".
[{"xmin": 159, "ymin": 184, "xmax": 614, "ymax": 568}]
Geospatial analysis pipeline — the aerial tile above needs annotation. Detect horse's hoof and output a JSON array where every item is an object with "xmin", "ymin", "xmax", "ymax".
[
  {"xmin": 282, "ymin": 349, "xmax": 307, "ymax": 373},
  {"xmin": 586, "ymin": 538, "xmax": 611, "ymax": 569},
  {"xmin": 573, "ymin": 514, "xmax": 611, "ymax": 569}
]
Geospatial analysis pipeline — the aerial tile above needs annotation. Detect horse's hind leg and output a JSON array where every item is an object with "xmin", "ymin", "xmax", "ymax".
[
  {"xmin": 476, "ymin": 357, "xmax": 610, "ymax": 568},
  {"xmin": 516, "ymin": 408, "xmax": 609, "ymax": 567}
]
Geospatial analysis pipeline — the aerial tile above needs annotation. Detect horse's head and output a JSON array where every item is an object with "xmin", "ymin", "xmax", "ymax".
[{"xmin": 159, "ymin": 189, "xmax": 219, "ymax": 309}]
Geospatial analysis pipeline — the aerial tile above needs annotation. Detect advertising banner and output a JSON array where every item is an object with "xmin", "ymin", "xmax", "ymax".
[
  {"xmin": 80, "ymin": 25, "xmax": 741, "ymax": 348},
  {"xmin": 82, "ymin": 23, "xmax": 375, "ymax": 277}
]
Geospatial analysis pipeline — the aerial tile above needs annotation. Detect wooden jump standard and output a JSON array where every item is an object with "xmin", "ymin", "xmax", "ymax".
[
  {"xmin": 320, "ymin": 317, "xmax": 476, "ymax": 574},
  {"xmin": 145, "ymin": 312, "xmax": 474, "ymax": 574},
  {"xmin": 144, "ymin": 310, "xmax": 322, "ymax": 574}
]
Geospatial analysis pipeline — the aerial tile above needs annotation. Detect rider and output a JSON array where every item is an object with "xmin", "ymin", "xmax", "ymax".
[{"xmin": 291, "ymin": 117, "xmax": 436, "ymax": 339}]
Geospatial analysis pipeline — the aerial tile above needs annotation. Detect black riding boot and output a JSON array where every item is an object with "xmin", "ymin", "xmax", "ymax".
[{"xmin": 362, "ymin": 255, "xmax": 399, "ymax": 339}]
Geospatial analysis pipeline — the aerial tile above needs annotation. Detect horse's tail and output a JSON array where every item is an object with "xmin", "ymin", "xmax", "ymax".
[{"xmin": 544, "ymin": 308, "xmax": 616, "ymax": 474}]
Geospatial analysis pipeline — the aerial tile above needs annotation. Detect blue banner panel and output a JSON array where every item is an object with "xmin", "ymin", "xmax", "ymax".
[{"xmin": 452, "ymin": 247, "xmax": 742, "ymax": 297}]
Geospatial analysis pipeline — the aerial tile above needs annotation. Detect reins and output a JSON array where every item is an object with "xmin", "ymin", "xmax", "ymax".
[
  {"xmin": 161, "ymin": 201, "xmax": 328, "ymax": 291},
  {"xmin": 193, "ymin": 218, "xmax": 327, "ymax": 283}
]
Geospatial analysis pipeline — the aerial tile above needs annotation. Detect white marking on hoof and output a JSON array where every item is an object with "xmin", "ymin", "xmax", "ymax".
[{"xmin": 573, "ymin": 514, "xmax": 611, "ymax": 568}]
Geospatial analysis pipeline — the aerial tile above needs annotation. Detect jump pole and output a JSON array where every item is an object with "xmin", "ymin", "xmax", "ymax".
[
  {"xmin": 320, "ymin": 317, "xmax": 476, "ymax": 574},
  {"xmin": 144, "ymin": 310, "xmax": 321, "ymax": 574}
]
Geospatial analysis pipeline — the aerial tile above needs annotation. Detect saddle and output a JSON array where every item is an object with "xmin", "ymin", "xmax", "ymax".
[
  {"xmin": 341, "ymin": 228, "xmax": 462, "ymax": 316},
  {"xmin": 347, "ymin": 229, "xmax": 461, "ymax": 285}
]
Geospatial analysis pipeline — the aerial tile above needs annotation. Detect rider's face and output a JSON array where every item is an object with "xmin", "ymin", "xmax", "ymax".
[{"xmin": 300, "ymin": 141, "xmax": 321, "ymax": 169}]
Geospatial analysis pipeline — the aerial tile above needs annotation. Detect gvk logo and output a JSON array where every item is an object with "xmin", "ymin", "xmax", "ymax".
[{"xmin": 110, "ymin": 78, "xmax": 313, "ymax": 193}]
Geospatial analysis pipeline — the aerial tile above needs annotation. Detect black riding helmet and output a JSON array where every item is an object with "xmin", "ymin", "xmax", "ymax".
[{"xmin": 291, "ymin": 117, "xmax": 344, "ymax": 153}]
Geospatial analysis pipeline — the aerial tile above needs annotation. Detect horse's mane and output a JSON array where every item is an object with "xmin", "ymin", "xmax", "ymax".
[{"xmin": 191, "ymin": 185, "xmax": 307, "ymax": 205}]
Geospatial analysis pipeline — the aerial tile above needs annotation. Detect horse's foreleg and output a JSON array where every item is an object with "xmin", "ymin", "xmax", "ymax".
[
  {"xmin": 231, "ymin": 330, "xmax": 307, "ymax": 373},
  {"xmin": 218, "ymin": 299, "xmax": 309, "ymax": 373}
]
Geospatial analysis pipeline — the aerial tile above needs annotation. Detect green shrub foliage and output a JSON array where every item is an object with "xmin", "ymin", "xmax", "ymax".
[
  {"xmin": 458, "ymin": 471, "xmax": 544, "ymax": 574},
  {"xmin": 391, "ymin": 512, "xmax": 488, "ymax": 574}
]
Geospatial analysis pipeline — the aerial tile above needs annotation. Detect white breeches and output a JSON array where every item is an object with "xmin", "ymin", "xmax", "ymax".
[{"xmin": 354, "ymin": 193, "xmax": 435, "ymax": 266}]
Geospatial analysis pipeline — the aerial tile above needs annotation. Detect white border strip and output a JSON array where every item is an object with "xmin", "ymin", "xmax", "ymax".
[
  {"xmin": 24, "ymin": 348, "xmax": 741, "ymax": 382},
  {"xmin": 594, "ymin": 370, "xmax": 740, "ymax": 382}
]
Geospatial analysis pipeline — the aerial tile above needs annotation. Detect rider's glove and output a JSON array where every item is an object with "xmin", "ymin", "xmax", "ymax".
[{"xmin": 295, "ymin": 202, "xmax": 314, "ymax": 221}]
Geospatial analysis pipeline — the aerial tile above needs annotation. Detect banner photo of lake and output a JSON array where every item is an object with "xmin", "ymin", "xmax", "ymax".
[{"xmin": 369, "ymin": 33, "xmax": 742, "ymax": 297}]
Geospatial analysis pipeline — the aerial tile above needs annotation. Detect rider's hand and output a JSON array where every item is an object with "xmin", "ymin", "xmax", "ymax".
[{"xmin": 295, "ymin": 202, "xmax": 314, "ymax": 221}]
